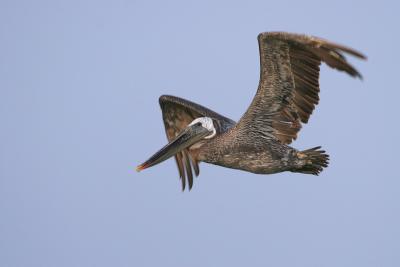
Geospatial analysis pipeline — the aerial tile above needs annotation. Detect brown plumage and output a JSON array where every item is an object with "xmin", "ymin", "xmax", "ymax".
[
  {"xmin": 159, "ymin": 95, "xmax": 235, "ymax": 190},
  {"xmin": 137, "ymin": 32, "xmax": 366, "ymax": 190}
]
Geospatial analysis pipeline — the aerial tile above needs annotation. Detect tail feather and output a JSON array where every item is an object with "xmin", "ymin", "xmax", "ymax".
[{"xmin": 294, "ymin": 146, "xmax": 329, "ymax": 175}]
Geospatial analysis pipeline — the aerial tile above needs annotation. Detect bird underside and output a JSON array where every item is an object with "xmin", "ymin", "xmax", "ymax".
[{"xmin": 198, "ymin": 137, "xmax": 329, "ymax": 176}]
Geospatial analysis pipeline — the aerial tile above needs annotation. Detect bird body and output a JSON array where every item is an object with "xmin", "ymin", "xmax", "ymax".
[
  {"xmin": 137, "ymin": 32, "xmax": 366, "ymax": 190},
  {"xmin": 198, "ymin": 134, "xmax": 296, "ymax": 174}
]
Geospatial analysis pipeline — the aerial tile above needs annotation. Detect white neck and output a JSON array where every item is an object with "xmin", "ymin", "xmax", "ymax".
[{"xmin": 189, "ymin": 117, "xmax": 216, "ymax": 139}]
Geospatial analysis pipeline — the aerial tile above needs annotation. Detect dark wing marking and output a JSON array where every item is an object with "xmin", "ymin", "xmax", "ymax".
[
  {"xmin": 235, "ymin": 32, "xmax": 366, "ymax": 144},
  {"xmin": 159, "ymin": 95, "xmax": 235, "ymax": 190}
]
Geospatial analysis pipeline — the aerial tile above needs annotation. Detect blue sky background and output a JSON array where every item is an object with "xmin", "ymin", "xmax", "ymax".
[{"xmin": 1, "ymin": 0, "xmax": 399, "ymax": 266}]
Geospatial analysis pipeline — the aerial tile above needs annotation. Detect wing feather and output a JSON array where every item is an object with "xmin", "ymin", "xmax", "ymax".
[
  {"xmin": 159, "ymin": 95, "xmax": 235, "ymax": 190},
  {"xmin": 235, "ymin": 32, "xmax": 366, "ymax": 144},
  {"xmin": 182, "ymin": 151, "xmax": 193, "ymax": 190}
]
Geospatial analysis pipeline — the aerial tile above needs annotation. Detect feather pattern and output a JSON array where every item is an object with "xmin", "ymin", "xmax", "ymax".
[
  {"xmin": 159, "ymin": 95, "xmax": 235, "ymax": 190},
  {"xmin": 235, "ymin": 32, "xmax": 366, "ymax": 144}
]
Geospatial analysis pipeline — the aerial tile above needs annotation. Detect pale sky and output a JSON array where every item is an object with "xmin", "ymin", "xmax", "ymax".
[{"xmin": 1, "ymin": 0, "xmax": 399, "ymax": 266}]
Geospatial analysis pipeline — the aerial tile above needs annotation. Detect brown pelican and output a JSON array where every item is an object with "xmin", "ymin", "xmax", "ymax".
[{"xmin": 136, "ymin": 32, "xmax": 366, "ymax": 190}]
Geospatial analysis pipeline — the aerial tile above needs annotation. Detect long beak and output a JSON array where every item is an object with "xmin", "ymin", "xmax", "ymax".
[{"xmin": 136, "ymin": 124, "xmax": 210, "ymax": 172}]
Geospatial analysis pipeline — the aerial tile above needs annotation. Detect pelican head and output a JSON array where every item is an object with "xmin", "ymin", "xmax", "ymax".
[
  {"xmin": 136, "ymin": 117, "xmax": 216, "ymax": 172},
  {"xmin": 188, "ymin": 117, "xmax": 216, "ymax": 139}
]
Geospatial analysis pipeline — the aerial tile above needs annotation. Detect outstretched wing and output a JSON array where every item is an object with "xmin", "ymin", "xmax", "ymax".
[
  {"xmin": 159, "ymin": 95, "xmax": 235, "ymax": 190},
  {"xmin": 235, "ymin": 32, "xmax": 366, "ymax": 144}
]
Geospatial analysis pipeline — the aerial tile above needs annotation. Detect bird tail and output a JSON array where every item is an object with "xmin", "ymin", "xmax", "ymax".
[{"xmin": 292, "ymin": 146, "xmax": 329, "ymax": 175}]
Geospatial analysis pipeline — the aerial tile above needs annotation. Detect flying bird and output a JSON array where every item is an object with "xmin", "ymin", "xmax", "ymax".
[{"xmin": 136, "ymin": 32, "xmax": 366, "ymax": 190}]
